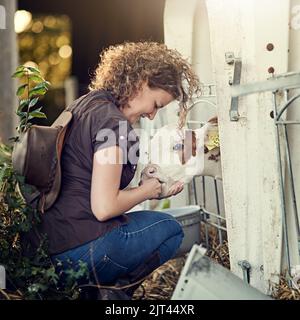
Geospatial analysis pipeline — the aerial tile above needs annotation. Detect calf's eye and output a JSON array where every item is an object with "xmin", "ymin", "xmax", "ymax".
[{"xmin": 173, "ymin": 143, "xmax": 184, "ymax": 151}]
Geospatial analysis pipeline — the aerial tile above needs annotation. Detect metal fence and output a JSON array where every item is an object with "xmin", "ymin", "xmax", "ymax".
[
  {"xmin": 187, "ymin": 84, "xmax": 227, "ymax": 251},
  {"xmin": 273, "ymin": 86, "xmax": 300, "ymax": 282}
]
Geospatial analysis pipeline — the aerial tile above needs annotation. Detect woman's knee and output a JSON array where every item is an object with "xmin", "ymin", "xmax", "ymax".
[
  {"xmin": 153, "ymin": 215, "xmax": 184, "ymax": 263},
  {"xmin": 159, "ymin": 212, "xmax": 184, "ymax": 237},
  {"xmin": 146, "ymin": 211, "xmax": 184, "ymax": 248},
  {"xmin": 157, "ymin": 228, "xmax": 184, "ymax": 264}
]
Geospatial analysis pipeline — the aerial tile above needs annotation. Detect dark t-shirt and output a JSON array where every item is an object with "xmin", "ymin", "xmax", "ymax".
[{"xmin": 25, "ymin": 90, "xmax": 139, "ymax": 255}]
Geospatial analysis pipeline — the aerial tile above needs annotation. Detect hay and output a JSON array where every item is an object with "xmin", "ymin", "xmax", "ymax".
[
  {"xmin": 270, "ymin": 275, "xmax": 300, "ymax": 300},
  {"xmin": 133, "ymin": 223, "xmax": 300, "ymax": 300},
  {"xmin": 133, "ymin": 256, "xmax": 186, "ymax": 300}
]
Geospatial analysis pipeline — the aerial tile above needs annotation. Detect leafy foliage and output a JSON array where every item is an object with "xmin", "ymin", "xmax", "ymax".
[
  {"xmin": 0, "ymin": 65, "xmax": 89, "ymax": 300},
  {"xmin": 12, "ymin": 65, "xmax": 49, "ymax": 137}
]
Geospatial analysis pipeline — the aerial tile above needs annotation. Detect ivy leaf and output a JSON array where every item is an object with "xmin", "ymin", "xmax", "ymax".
[
  {"xmin": 33, "ymin": 106, "xmax": 43, "ymax": 113},
  {"xmin": 29, "ymin": 74, "xmax": 44, "ymax": 83},
  {"xmin": 44, "ymin": 81, "xmax": 51, "ymax": 87},
  {"xmin": 16, "ymin": 65, "xmax": 26, "ymax": 72},
  {"xmin": 16, "ymin": 84, "xmax": 28, "ymax": 97},
  {"xmin": 27, "ymin": 66, "xmax": 41, "ymax": 75},
  {"xmin": 16, "ymin": 111, "xmax": 27, "ymax": 117},
  {"xmin": 12, "ymin": 70, "xmax": 25, "ymax": 78},
  {"xmin": 29, "ymin": 84, "xmax": 48, "ymax": 98},
  {"xmin": 17, "ymin": 99, "xmax": 29, "ymax": 112},
  {"xmin": 28, "ymin": 111, "xmax": 47, "ymax": 119},
  {"xmin": 28, "ymin": 97, "xmax": 39, "ymax": 109}
]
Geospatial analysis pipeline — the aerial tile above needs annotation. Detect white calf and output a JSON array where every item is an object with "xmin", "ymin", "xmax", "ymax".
[{"xmin": 142, "ymin": 118, "xmax": 222, "ymax": 188}]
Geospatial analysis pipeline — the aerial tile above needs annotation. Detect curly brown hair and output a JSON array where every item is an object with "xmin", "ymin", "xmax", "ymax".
[{"xmin": 89, "ymin": 42, "xmax": 201, "ymax": 128}]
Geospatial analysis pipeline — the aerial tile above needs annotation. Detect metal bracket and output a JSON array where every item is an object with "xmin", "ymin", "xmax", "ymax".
[
  {"xmin": 238, "ymin": 260, "xmax": 251, "ymax": 284},
  {"xmin": 228, "ymin": 68, "xmax": 300, "ymax": 122},
  {"xmin": 225, "ymin": 52, "xmax": 242, "ymax": 121},
  {"xmin": 226, "ymin": 48, "xmax": 300, "ymax": 122}
]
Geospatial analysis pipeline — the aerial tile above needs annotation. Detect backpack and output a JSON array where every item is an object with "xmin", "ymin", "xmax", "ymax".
[{"xmin": 12, "ymin": 111, "xmax": 73, "ymax": 213}]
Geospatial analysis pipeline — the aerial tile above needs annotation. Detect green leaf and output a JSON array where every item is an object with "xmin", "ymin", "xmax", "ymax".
[
  {"xmin": 29, "ymin": 111, "xmax": 47, "ymax": 119},
  {"xmin": 16, "ymin": 111, "xmax": 27, "ymax": 118},
  {"xmin": 29, "ymin": 88, "xmax": 47, "ymax": 98},
  {"xmin": 16, "ymin": 84, "xmax": 28, "ymax": 97},
  {"xmin": 29, "ymin": 74, "xmax": 44, "ymax": 83},
  {"xmin": 29, "ymin": 83, "xmax": 48, "ymax": 98},
  {"xmin": 33, "ymin": 106, "xmax": 43, "ymax": 113},
  {"xmin": 27, "ymin": 66, "xmax": 41, "ymax": 75},
  {"xmin": 44, "ymin": 80, "xmax": 51, "ymax": 87},
  {"xmin": 12, "ymin": 70, "xmax": 25, "ymax": 78},
  {"xmin": 16, "ymin": 65, "xmax": 26, "ymax": 72},
  {"xmin": 29, "ymin": 97, "xmax": 39, "ymax": 108},
  {"xmin": 18, "ymin": 99, "xmax": 30, "ymax": 112},
  {"xmin": 32, "ymin": 83, "xmax": 47, "ymax": 91}
]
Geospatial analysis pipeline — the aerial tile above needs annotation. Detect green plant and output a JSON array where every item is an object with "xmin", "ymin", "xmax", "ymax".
[
  {"xmin": 0, "ymin": 65, "xmax": 89, "ymax": 300},
  {"xmin": 12, "ymin": 65, "xmax": 49, "ymax": 137}
]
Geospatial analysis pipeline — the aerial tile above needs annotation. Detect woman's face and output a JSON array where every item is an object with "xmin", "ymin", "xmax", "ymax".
[{"xmin": 120, "ymin": 83, "xmax": 174, "ymax": 124}]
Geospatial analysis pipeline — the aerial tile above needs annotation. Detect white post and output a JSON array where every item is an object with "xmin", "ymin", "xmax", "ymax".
[
  {"xmin": 0, "ymin": 265, "xmax": 5, "ymax": 289},
  {"xmin": 0, "ymin": 0, "xmax": 18, "ymax": 144},
  {"xmin": 206, "ymin": 0, "xmax": 290, "ymax": 293},
  {"xmin": 0, "ymin": 4, "xmax": 6, "ymax": 30}
]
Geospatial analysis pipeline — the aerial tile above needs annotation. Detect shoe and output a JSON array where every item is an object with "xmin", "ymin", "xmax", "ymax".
[{"xmin": 79, "ymin": 251, "xmax": 161, "ymax": 300}]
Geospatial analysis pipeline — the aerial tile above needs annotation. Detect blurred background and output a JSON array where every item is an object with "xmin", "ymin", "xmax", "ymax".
[{"xmin": 14, "ymin": 0, "xmax": 166, "ymax": 125}]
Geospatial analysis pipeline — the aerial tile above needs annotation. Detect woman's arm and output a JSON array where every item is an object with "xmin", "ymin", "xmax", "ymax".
[{"xmin": 91, "ymin": 145, "xmax": 162, "ymax": 221}]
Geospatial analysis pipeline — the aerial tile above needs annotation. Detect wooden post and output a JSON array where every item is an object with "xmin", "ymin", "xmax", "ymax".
[
  {"xmin": 206, "ymin": 0, "xmax": 290, "ymax": 293},
  {"xmin": 0, "ymin": 0, "xmax": 18, "ymax": 144}
]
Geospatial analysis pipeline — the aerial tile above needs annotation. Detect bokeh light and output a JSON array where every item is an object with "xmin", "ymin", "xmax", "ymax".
[
  {"xmin": 17, "ymin": 13, "xmax": 72, "ymax": 87},
  {"xmin": 31, "ymin": 21, "xmax": 44, "ymax": 33},
  {"xmin": 14, "ymin": 10, "xmax": 32, "ymax": 33},
  {"xmin": 59, "ymin": 45, "xmax": 72, "ymax": 59}
]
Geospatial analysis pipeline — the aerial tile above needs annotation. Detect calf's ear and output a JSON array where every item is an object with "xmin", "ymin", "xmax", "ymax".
[{"xmin": 208, "ymin": 116, "xmax": 218, "ymax": 124}]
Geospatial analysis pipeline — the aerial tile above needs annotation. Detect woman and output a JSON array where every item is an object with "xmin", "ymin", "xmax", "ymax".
[{"xmin": 30, "ymin": 42, "xmax": 200, "ymax": 299}]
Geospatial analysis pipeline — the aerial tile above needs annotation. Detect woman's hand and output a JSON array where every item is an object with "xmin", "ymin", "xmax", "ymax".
[
  {"xmin": 165, "ymin": 181, "xmax": 184, "ymax": 198},
  {"xmin": 139, "ymin": 178, "xmax": 162, "ymax": 200}
]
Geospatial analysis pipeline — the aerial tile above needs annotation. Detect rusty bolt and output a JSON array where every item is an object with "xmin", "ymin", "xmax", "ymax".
[
  {"xmin": 268, "ymin": 67, "xmax": 275, "ymax": 74},
  {"xmin": 266, "ymin": 43, "xmax": 274, "ymax": 51}
]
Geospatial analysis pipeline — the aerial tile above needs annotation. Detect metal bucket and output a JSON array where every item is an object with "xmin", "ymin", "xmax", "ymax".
[{"xmin": 161, "ymin": 205, "xmax": 201, "ymax": 256}]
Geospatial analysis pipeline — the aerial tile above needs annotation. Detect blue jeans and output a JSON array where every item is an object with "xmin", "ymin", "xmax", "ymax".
[{"xmin": 52, "ymin": 211, "xmax": 184, "ymax": 285}]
